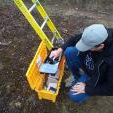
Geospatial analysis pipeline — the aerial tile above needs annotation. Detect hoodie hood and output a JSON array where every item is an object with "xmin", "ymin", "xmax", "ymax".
[
  {"xmin": 101, "ymin": 28, "xmax": 113, "ymax": 65},
  {"xmin": 102, "ymin": 28, "xmax": 113, "ymax": 57}
]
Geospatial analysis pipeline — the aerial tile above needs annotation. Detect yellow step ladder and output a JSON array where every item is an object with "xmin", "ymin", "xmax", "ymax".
[
  {"xmin": 14, "ymin": 0, "xmax": 64, "ymax": 49},
  {"xmin": 14, "ymin": 0, "xmax": 65, "ymax": 102}
]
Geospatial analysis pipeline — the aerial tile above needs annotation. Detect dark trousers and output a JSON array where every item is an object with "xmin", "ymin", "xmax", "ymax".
[{"xmin": 64, "ymin": 47, "xmax": 89, "ymax": 103}]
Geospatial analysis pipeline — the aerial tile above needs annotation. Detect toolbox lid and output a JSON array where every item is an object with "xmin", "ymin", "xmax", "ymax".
[{"xmin": 26, "ymin": 41, "xmax": 48, "ymax": 90}]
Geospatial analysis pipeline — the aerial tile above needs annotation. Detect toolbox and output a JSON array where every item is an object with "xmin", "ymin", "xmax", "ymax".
[{"xmin": 26, "ymin": 41, "xmax": 65, "ymax": 102}]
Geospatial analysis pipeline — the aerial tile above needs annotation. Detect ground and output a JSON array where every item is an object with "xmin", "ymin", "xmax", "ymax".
[{"xmin": 0, "ymin": 2, "xmax": 113, "ymax": 113}]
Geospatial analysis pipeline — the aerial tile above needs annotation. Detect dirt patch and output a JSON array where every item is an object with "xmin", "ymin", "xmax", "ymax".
[{"xmin": 0, "ymin": 3, "xmax": 113, "ymax": 113}]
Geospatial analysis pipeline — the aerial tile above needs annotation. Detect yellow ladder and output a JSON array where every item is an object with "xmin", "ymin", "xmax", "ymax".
[{"xmin": 14, "ymin": 0, "xmax": 64, "ymax": 50}]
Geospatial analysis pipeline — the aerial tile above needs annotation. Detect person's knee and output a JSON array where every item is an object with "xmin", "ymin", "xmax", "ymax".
[
  {"xmin": 64, "ymin": 47, "xmax": 78, "ymax": 58},
  {"xmin": 64, "ymin": 47, "xmax": 72, "ymax": 57}
]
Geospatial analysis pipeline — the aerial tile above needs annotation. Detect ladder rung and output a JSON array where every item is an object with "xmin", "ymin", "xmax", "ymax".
[
  {"xmin": 57, "ymin": 38, "xmax": 64, "ymax": 44},
  {"xmin": 51, "ymin": 31, "xmax": 64, "ymax": 44},
  {"xmin": 29, "ymin": 0, "xmax": 39, "ymax": 13},
  {"xmin": 51, "ymin": 31, "xmax": 57, "ymax": 44},
  {"xmin": 41, "ymin": 16, "xmax": 49, "ymax": 29}
]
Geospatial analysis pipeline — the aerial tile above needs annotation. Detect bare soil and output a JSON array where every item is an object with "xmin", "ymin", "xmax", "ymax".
[{"xmin": 0, "ymin": 2, "xmax": 113, "ymax": 113}]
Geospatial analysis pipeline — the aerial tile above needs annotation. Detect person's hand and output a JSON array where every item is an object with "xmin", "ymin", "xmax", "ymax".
[
  {"xmin": 71, "ymin": 82, "xmax": 86, "ymax": 95},
  {"xmin": 49, "ymin": 48, "xmax": 63, "ymax": 60}
]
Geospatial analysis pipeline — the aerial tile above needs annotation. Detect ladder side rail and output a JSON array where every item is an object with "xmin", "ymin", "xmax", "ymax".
[
  {"xmin": 14, "ymin": 0, "xmax": 53, "ymax": 50},
  {"xmin": 32, "ymin": 0, "xmax": 62, "ymax": 40}
]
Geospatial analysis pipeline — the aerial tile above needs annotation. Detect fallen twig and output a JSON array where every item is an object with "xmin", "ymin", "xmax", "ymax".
[{"xmin": 0, "ymin": 41, "xmax": 12, "ymax": 46}]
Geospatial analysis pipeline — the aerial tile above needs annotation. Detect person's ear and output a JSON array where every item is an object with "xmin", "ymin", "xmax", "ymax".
[
  {"xmin": 91, "ymin": 43, "xmax": 105, "ymax": 51},
  {"xmin": 98, "ymin": 44, "xmax": 104, "ymax": 49}
]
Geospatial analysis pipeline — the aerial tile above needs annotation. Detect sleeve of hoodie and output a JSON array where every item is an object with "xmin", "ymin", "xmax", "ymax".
[
  {"xmin": 85, "ymin": 63, "xmax": 113, "ymax": 96},
  {"xmin": 61, "ymin": 34, "xmax": 82, "ymax": 51}
]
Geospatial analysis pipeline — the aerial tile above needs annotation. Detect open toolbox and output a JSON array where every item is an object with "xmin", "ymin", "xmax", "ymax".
[{"xmin": 26, "ymin": 41, "xmax": 65, "ymax": 102}]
